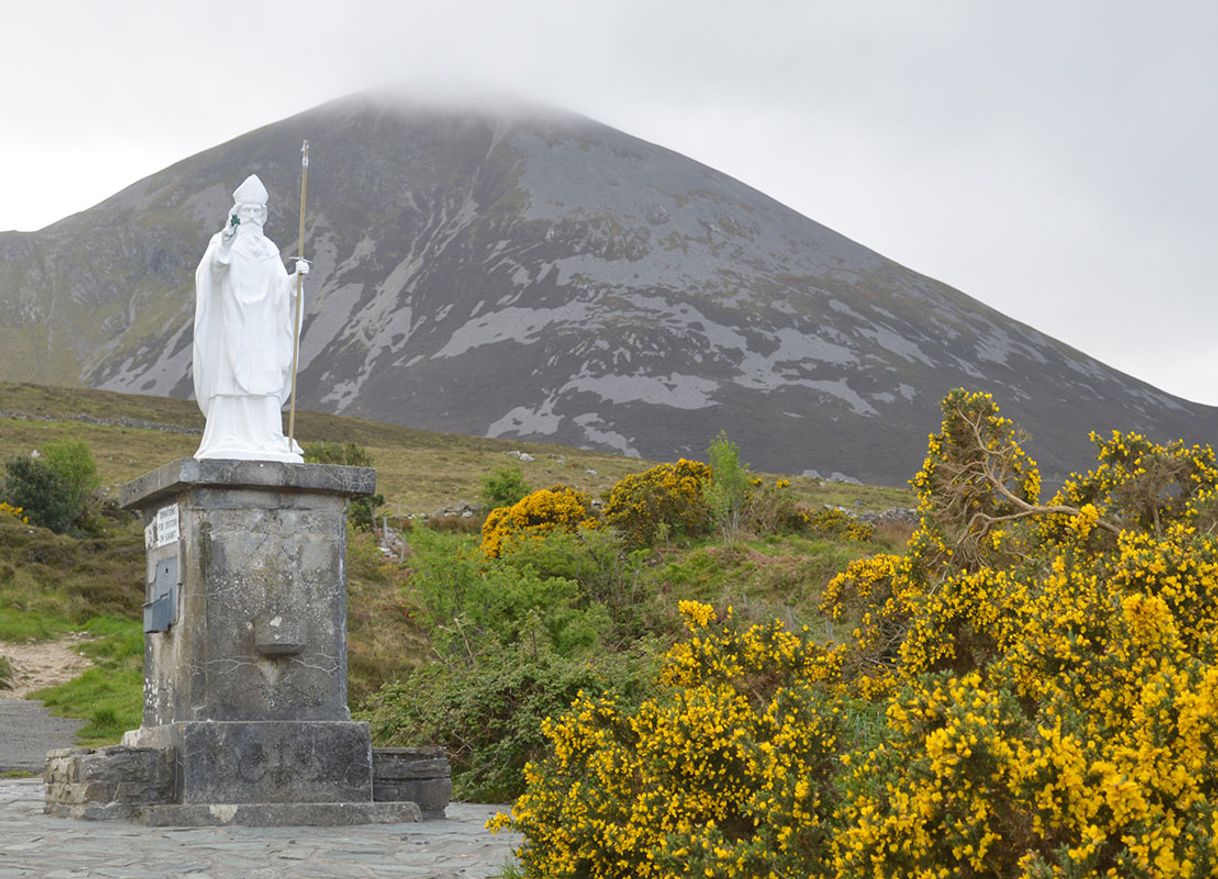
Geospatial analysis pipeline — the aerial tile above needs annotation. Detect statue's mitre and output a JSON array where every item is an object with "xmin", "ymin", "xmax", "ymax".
[{"xmin": 233, "ymin": 174, "xmax": 269, "ymax": 206}]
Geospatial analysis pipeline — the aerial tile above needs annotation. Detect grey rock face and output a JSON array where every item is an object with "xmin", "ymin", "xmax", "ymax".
[{"xmin": 2, "ymin": 93, "xmax": 1214, "ymax": 483}]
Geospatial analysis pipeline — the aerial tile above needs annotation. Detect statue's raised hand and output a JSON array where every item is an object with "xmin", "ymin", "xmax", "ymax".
[{"xmin": 295, "ymin": 258, "xmax": 310, "ymax": 276}]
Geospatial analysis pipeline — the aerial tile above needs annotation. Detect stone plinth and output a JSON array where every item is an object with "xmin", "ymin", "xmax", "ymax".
[
  {"xmin": 45, "ymin": 458, "xmax": 443, "ymax": 826},
  {"xmin": 122, "ymin": 458, "xmax": 375, "ymax": 725}
]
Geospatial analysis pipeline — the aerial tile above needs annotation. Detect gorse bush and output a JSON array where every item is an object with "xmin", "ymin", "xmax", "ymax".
[
  {"xmin": 741, "ymin": 477, "xmax": 808, "ymax": 536},
  {"xmin": 0, "ymin": 502, "xmax": 27, "ymax": 524},
  {"xmin": 495, "ymin": 388, "xmax": 1218, "ymax": 878},
  {"xmin": 481, "ymin": 485, "xmax": 598, "ymax": 559},
  {"xmin": 601, "ymin": 458, "xmax": 712, "ymax": 548},
  {"xmin": 491, "ymin": 601, "xmax": 847, "ymax": 878},
  {"xmin": 805, "ymin": 507, "xmax": 873, "ymax": 543}
]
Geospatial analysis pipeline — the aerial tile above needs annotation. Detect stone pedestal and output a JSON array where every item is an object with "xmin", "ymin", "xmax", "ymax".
[{"xmin": 44, "ymin": 459, "xmax": 441, "ymax": 826}]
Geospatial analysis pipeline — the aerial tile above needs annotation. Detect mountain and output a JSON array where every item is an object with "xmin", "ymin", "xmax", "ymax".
[{"xmin": 0, "ymin": 92, "xmax": 1213, "ymax": 485}]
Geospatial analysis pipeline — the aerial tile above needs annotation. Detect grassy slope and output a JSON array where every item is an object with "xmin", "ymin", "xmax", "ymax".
[
  {"xmin": 0, "ymin": 381, "xmax": 913, "ymax": 746},
  {"xmin": 0, "ymin": 382, "xmax": 913, "ymax": 514}
]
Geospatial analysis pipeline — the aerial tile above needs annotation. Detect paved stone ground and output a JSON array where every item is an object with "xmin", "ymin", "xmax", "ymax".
[
  {"xmin": 0, "ymin": 780, "xmax": 522, "ymax": 878},
  {"xmin": 0, "ymin": 701, "xmax": 82, "ymax": 773}
]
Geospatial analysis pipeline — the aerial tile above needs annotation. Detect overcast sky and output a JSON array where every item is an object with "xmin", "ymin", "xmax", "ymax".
[{"xmin": 4, "ymin": 1, "xmax": 1215, "ymax": 405}]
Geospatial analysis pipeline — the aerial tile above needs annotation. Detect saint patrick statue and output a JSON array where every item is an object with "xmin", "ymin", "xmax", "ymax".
[{"xmin": 191, "ymin": 174, "xmax": 309, "ymax": 462}]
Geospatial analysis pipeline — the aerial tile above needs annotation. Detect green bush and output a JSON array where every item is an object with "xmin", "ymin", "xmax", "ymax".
[
  {"xmin": 41, "ymin": 439, "xmax": 101, "ymax": 515},
  {"xmin": 480, "ymin": 464, "xmax": 531, "ymax": 510},
  {"xmin": 0, "ymin": 654, "xmax": 13, "ymax": 690},
  {"xmin": 363, "ymin": 637, "xmax": 657, "ymax": 801},
  {"xmin": 408, "ymin": 528, "xmax": 610, "ymax": 658},
  {"xmin": 3, "ymin": 456, "xmax": 77, "ymax": 534},
  {"xmin": 498, "ymin": 528, "xmax": 651, "ymax": 644},
  {"xmin": 705, "ymin": 431, "xmax": 750, "ymax": 541},
  {"xmin": 4, "ymin": 440, "xmax": 106, "ymax": 535}
]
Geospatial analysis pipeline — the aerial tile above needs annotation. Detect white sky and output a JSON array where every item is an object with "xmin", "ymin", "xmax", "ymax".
[{"xmin": 3, "ymin": 1, "xmax": 1216, "ymax": 405}]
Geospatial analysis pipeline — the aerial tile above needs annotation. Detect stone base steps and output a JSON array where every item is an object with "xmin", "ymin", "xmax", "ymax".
[{"xmin": 44, "ymin": 743, "xmax": 451, "ymax": 826}]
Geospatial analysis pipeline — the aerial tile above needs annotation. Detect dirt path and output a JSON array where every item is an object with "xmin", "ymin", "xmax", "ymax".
[
  {"xmin": 0, "ymin": 633, "xmax": 93, "ymax": 699},
  {"xmin": 0, "ymin": 635, "xmax": 93, "ymax": 772}
]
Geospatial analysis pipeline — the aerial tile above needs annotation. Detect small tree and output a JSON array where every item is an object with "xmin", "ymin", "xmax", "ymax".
[
  {"xmin": 3, "ymin": 456, "xmax": 76, "ymax": 534},
  {"xmin": 303, "ymin": 441, "xmax": 384, "ymax": 531},
  {"xmin": 704, "ymin": 431, "xmax": 749, "ymax": 542},
  {"xmin": 42, "ymin": 438, "xmax": 102, "ymax": 528},
  {"xmin": 480, "ymin": 465, "xmax": 531, "ymax": 510}
]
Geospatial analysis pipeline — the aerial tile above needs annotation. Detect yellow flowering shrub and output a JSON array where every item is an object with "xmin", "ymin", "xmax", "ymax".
[
  {"xmin": 0, "ymin": 502, "xmax": 28, "ymax": 523},
  {"xmin": 805, "ymin": 507, "xmax": 874, "ymax": 542},
  {"xmin": 602, "ymin": 459, "xmax": 713, "ymax": 548},
  {"xmin": 834, "ymin": 392, "xmax": 1218, "ymax": 877},
  {"xmin": 496, "ymin": 389, "xmax": 1218, "ymax": 878},
  {"xmin": 741, "ymin": 478, "xmax": 811, "ymax": 536},
  {"xmin": 493, "ymin": 601, "xmax": 845, "ymax": 878},
  {"xmin": 481, "ymin": 485, "xmax": 598, "ymax": 558}
]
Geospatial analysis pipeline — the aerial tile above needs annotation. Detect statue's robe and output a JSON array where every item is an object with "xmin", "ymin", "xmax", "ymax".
[{"xmin": 192, "ymin": 225, "xmax": 302, "ymax": 462}]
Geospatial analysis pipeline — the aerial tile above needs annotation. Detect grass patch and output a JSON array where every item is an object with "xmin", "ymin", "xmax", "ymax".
[
  {"xmin": 0, "ymin": 515, "xmax": 144, "ymax": 628},
  {"xmin": 30, "ymin": 617, "xmax": 144, "ymax": 747},
  {"xmin": 346, "ymin": 528, "xmax": 433, "ymax": 705}
]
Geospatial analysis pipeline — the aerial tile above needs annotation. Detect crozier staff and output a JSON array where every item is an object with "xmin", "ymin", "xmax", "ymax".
[{"xmin": 191, "ymin": 173, "xmax": 310, "ymax": 462}]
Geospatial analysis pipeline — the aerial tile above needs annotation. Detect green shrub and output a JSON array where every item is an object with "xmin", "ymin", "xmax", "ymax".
[
  {"xmin": 3, "ymin": 456, "xmax": 77, "ymax": 534},
  {"xmin": 480, "ymin": 464, "xmax": 531, "ymax": 510},
  {"xmin": 409, "ymin": 528, "xmax": 610, "ymax": 658},
  {"xmin": 0, "ymin": 654, "xmax": 13, "ymax": 690},
  {"xmin": 705, "ymin": 431, "xmax": 750, "ymax": 541},
  {"xmin": 41, "ymin": 439, "xmax": 101, "ymax": 515},
  {"xmin": 498, "ymin": 528, "xmax": 651, "ymax": 644},
  {"xmin": 363, "ymin": 637, "xmax": 657, "ymax": 801}
]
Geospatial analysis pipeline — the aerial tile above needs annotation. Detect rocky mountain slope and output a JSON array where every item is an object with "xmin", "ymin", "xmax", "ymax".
[{"xmin": 1, "ymin": 92, "xmax": 1212, "ymax": 484}]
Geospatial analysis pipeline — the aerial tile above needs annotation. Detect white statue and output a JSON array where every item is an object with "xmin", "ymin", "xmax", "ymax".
[{"xmin": 192, "ymin": 174, "xmax": 309, "ymax": 462}]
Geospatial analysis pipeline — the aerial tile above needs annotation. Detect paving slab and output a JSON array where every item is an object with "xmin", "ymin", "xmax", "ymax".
[{"xmin": 0, "ymin": 780, "xmax": 521, "ymax": 879}]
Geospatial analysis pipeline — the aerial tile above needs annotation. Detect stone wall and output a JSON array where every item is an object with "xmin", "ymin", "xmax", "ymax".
[
  {"xmin": 372, "ymin": 748, "xmax": 452, "ymax": 819},
  {"xmin": 45, "ymin": 747, "xmax": 175, "ymax": 820}
]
